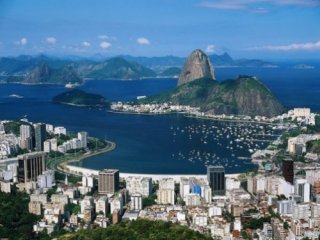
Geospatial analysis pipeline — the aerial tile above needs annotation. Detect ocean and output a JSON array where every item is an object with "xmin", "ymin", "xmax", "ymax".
[{"xmin": 0, "ymin": 66, "xmax": 319, "ymax": 174}]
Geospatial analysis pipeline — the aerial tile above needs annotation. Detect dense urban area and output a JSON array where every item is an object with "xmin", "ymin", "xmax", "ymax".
[{"xmin": 1, "ymin": 107, "xmax": 320, "ymax": 240}]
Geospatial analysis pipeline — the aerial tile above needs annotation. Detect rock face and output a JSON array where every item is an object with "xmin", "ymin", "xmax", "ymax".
[{"xmin": 177, "ymin": 49, "xmax": 215, "ymax": 86}]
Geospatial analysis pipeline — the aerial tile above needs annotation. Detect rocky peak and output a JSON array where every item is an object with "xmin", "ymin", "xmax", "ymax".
[{"xmin": 177, "ymin": 49, "xmax": 215, "ymax": 86}]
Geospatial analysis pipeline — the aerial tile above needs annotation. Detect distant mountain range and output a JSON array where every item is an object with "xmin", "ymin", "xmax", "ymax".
[{"xmin": 0, "ymin": 52, "xmax": 297, "ymax": 84}]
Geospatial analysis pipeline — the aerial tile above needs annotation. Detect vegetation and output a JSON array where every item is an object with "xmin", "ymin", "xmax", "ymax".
[
  {"xmin": 58, "ymin": 219, "xmax": 213, "ymax": 240},
  {"xmin": 307, "ymin": 115, "xmax": 320, "ymax": 132},
  {"xmin": 66, "ymin": 203, "xmax": 81, "ymax": 215},
  {"xmin": 24, "ymin": 64, "xmax": 82, "ymax": 84},
  {"xmin": 142, "ymin": 193, "xmax": 157, "ymax": 207},
  {"xmin": 87, "ymin": 138, "xmax": 108, "ymax": 151},
  {"xmin": 307, "ymin": 139, "xmax": 320, "ymax": 154},
  {"xmin": 3, "ymin": 120, "xmax": 33, "ymax": 135},
  {"xmin": 222, "ymin": 210, "xmax": 234, "ymax": 222},
  {"xmin": 53, "ymin": 89, "xmax": 109, "ymax": 107},
  {"xmin": 0, "ymin": 189, "xmax": 39, "ymax": 240},
  {"xmin": 243, "ymin": 216, "xmax": 271, "ymax": 230},
  {"xmin": 86, "ymin": 57, "xmax": 156, "ymax": 79},
  {"xmin": 140, "ymin": 76, "xmax": 284, "ymax": 117},
  {"xmin": 159, "ymin": 67, "xmax": 181, "ymax": 77}
]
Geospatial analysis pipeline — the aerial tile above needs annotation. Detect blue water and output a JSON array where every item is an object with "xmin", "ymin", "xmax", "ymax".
[{"xmin": 0, "ymin": 67, "xmax": 319, "ymax": 174}]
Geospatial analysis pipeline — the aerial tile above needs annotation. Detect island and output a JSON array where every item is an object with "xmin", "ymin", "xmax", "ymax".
[{"xmin": 53, "ymin": 89, "xmax": 109, "ymax": 108}]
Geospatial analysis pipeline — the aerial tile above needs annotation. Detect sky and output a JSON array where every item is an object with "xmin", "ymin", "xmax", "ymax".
[{"xmin": 0, "ymin": 0, "xmax": 320, "ymax": 59}]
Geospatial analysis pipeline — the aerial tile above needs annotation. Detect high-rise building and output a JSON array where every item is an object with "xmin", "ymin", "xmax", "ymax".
[
  {"xmin": 20, "ymin": 124, "xmax": 32, "ymax": 140},
  {"xmin": 98, "ymin": 169, "xmax": 119, "ymax": 194},
  {"xmin": 130, "ymin": 193, "xmax": 142, "ymax": 211},
  {"xmin": 17, "ymin": 152, "xmax": 46, "ymax": 183},
  {"xmin": 282, "ymin": 159, "xmax": 294, "ymax": 184},
  {"xmin": 207, "ymin": 166, "xmax": 225, "ymax": 196},
  {"xmin": 77, "ymin": 131, "xmax": 88, "ymax": 148},
  {"xmin": 34, "ymin": 123, "xmax": 46, "ymax": 151},
  {"xmin": 20, "ymin": 124, "xmax": 33, "ymax": 150},
  {"xmin": 294, "ymin": 178, "xmax": 311, "ymax": 203}
]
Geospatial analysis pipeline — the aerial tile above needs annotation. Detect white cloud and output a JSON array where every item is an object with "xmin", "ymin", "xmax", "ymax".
[
  {"xmin": 206, "ymin": 44, "xmax": 216, "ymax": 53},
  {"xmin": 137, "ymin": 37, "xmax": 150, "ymax": 45},
  {"xmin": 200, "ymin": 0, "xmax": 319, "ymax": 12},
  {"xmin": 15, "ymin": 37, "xmax": 28, "ymax": 46},
  {"xmin": 98, "ymin": 35, "xmax": 109, "ymax": 40},
  {"xmin": 82, "ymin": 41, "xmax": 91, "ymax": 47},
  {"xmin": 100, "ymin": 41, "xmax": 112, "ymax": 49},
  {"xmin": 248, "ymin": 40, "xmax": 320, "ymax": 51},
  {"xmin": 46, "ymin": 37, "xmax": 57, "ymax": 45}
]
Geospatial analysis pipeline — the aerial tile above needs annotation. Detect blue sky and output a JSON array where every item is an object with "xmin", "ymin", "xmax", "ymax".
[{"xmin": 0, "ymin": 0, "xmax": 320, "ymax": 59}]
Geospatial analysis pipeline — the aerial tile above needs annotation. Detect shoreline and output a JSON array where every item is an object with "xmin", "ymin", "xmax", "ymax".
[
  {"xmin": 48, "ymin": 140, "xmax": 116, "ymax": 174},
  {"xmin": 109, "ymin": 109, "xmax": 285, "ymax": 126},
  {"xmin": 64, "ymin": 164, "xmax": 242, "ymax": 181}
]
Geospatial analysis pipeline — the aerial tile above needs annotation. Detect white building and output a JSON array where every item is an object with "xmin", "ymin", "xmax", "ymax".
[
  {"xmin": 51, "ymin": 194, "xmax": 69, "ymax": 205},
  {"xmin": 126, "ymin": 176, "xmax": 152, "ymax": 197},
  {"xmin": 293, "ymin": 203, "xmax": 310, "ymax": 220},
  {"xmin": 110, "ymin": 197, "xmax": 123, "ymax": 215},
  {"xmin": 30, "ymin": 194, "xmax": 48, "ymax": 204},
  {"xmin": 43, "ymin": 140, "xmax": 51, "ymax": 153},
  {"xmin": 54, "ymin": 127, "xmax": 67, "ymax": 135},
  {"xmin": 50, "ymin": 139, "xmax": 58, "ymax": 151},
  {"xmin": 193, "ymin": 214, "xmax": 208, "ymax": 227},
  {"xmin": 77, "ymin": 131, "xmax": 88, "ymax": 148},
  {"xmin": 277, "ymin": 200, "xmax": 294, "ymax": 215},
  {"xmin": 0, "ymin": 181, "xmax": 11, "ymax": 193},
  {"xmin": 96, "ymin": 196, "xmax": 109, "ymax": 217},
  {"xmin": 82, "ymin": 175, "xmax": 94, "ymax": 188},
  {"xmin": 130, "ymin": 193, "xmax": 143, "ymax": 211},
  {"xmin": 157, "ymin": 189, "xmax": 175, "ymax": 205},
  {"xmin": 208, "ymin": 206, "xmax": 222, "ymax": 217},
  {"xmin": 37, "ymin": 170, "xmax": 55, "ymax": 189},
  {"xmin": 46, "ymin": 124, "xmax": 54, "ymax": 133},
  {"xmin": 80, "ymin": 196, "xmax": 94, "ymax": 213},
  {"xmin": 311, "ymin": 203, "xmax": 320, "ymax": 218},
  {"xmin": 294, "ymin": 178, "xmax": 311, "ymax": 203},
  {"xmin": 159, "ymin": 178, "xmax": 174, "ymax": 190},
  {"xmin": 185, "ymin": 193, "xmax": 201, "ymax": 206}
]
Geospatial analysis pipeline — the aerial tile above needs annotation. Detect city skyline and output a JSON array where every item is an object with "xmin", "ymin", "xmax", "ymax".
[{"xmin": 0, "ymin": 0, "xmax": 319, "ymax": 59}]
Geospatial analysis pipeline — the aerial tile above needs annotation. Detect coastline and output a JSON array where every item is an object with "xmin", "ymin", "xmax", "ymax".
[
  {"xmin": 64, "ymin": 164, "xmax": 241, "ymax": 182},
  {"xmin": 48, "ymin": 140, "xmax": 116, "ymax": 174}
]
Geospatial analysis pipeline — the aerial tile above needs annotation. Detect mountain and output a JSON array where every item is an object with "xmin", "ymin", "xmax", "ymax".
[
  {"xmin": 142, "ymin": 76, "xmax": 284, "ymax": 117},
  {"xmin": 141, "ymin": 49, "xmax": 284, "ymax": 117},
  {"xmin": 178, "ymin": 49, "xmax": 215, "ymax": 86},
  {"xmin": 120, "ymin": 52, "xmax": 276, "ymax": 70},
  {"xmin": 24, "ymin": 64, "xmax": 82, "ymax": 84},
  {"xmin": 209, "ymin": 52, "xmax": 234, "ymax": 66},
  {"xmin": 53, "ymin": 89, "xmax": 109, "ymax": 107},
  {"xmin": 83, "ymin": 57, "xmax": 156, "ymax": 79},
  {"xmin": 120, "ymin": 55, "xmax": 185, "ymax": 71},
  {"xmin": 159, "ymin": 67, "xmax": 181, "ymax": 77}
]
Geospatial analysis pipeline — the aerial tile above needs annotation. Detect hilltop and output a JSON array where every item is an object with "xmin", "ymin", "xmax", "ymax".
[{"xmin": 53, "ymin": 89, "xmax": 109, "ymax": 108}]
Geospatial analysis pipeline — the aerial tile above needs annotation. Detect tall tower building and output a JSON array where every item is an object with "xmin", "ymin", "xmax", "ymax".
[
  {"xmin": 34, "ymin": 123, "xmax": 46, "ymax": 151},
  {"xmin": 98, "ymin": 169, "xmax": 120, "ymax": 194},
  {"xmin": 207, "ymin": 166, "xmax": 225, "ymax": 196},
  {"xmin": 20, "ymin": 124, "xmax": 31, "ymax": 140},
  {"xmin": 17, "ymin": 152, "xmax": 46, "ymax": 183},
  {"xmin": 77, "ymin": 131, "xmax": 88, "ymax": 148},
  {"xmin": 282, "ymin": 159, "xmax": 294, "ymax": 184},
  {"xmin": 20, "ymin": 124, "xmax": 33, "ymax": 150}
]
